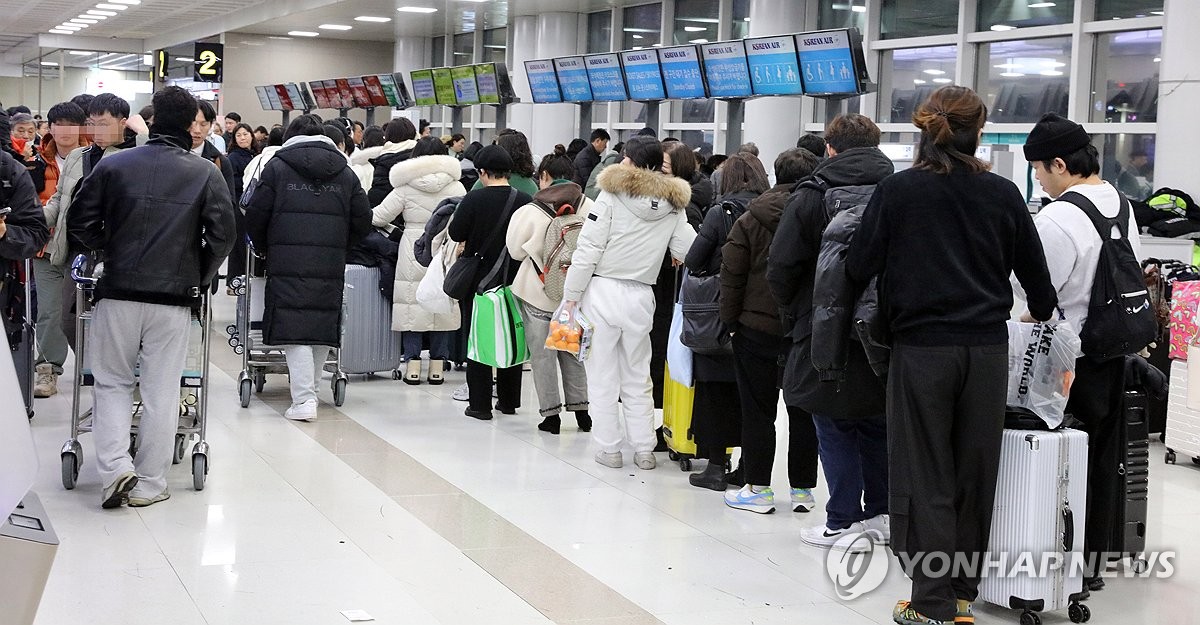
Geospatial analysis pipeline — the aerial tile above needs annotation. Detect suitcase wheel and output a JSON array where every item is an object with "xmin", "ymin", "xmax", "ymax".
[
  {"xmin": 1166, "ymin": 450, "xmax": 1176, "ymax": 464},
  {"xmin": 1068, "ymin": 602, "xmax": 1091, "ymax": 623},
  {"xmin": 1193, "ymin": 456, "xmax": 1200, "ymax": 467},
  {"xmin": 1021, "ymin": 610, "xmax": 1042, "ymax": 625},
  {"xmin": 668, "ymin": 450, "xmax": 680, "ymax": 462},
  {"xmin": 679, "ymin": 458, "xmax": 692, "ymax": 471},
  {"xmin": 1131, "ymin": 557, "xmax": 1149, "ymax": 574}
]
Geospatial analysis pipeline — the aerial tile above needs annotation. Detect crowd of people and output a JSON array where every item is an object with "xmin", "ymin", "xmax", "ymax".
[{"xmin": 0, "ymin": 81, "xmax": 1152, "ymax": 625}]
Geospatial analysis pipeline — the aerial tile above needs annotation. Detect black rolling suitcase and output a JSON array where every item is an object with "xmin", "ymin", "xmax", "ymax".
[
  {"xmin": 1116, "ymin": 389, "xmax": 1150, "ymax": 570},
  {"xmin": 2, "ymin": 259, "xmax": 35, "ymax": 419}
]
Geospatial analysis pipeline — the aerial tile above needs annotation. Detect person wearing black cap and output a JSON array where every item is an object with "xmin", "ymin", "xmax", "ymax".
[
  {"xmin": 1018, "ymin": 112, "xmax": 1140, "ymax": 590},
  {"xmin": 448, "ymin": 144, "xmax": 533, "ymax": 420}
]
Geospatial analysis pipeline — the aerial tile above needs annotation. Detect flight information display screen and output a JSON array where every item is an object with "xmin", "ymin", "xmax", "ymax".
[
  {"xmin": 745, "ymin": 35, "xmax": 804, "ymax": 96},
  {"xmin": 584, "ymin": 53, "xmax": 627, "ymax": 101},
  {"xmin": 795, "ymin": 29, "xmax": 864, "ymax": 95},
  {"xmin": 700, "ymin": 41, "xmax": 752, "ymax": 98},
  {"xmin": 657, "ymin": 45, "xmax": 706, "ymax": 99},
  {"xmin": 451, "ymin": 65, "xmax": 481, "ymax": 105},
  {"xmin": 620, "ymin": 50, "xmax": 666, "ymax": 100},
  {"xmin": 554, "ymin": 57, "xmax": 593, "ymax": 102},
  {"xmin": 524, "ymin": 59, "xmax": 563, "ymax": 103}
]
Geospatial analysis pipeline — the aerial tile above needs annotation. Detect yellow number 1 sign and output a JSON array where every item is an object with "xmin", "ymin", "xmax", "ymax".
[{"xmin": 193, "ymin": 42, "xmax": 223, "ymax": 83}]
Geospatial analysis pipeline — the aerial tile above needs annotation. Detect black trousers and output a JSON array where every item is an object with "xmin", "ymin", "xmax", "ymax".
[
  {"xmin": 1066, "ymin": 355, "xmax": 1126, "ymax": 574},
  {"xmin": 734, "ymin": 332, "xmax": 818, "ymax": 488},
  {"xmin": 888, "ymin": 343, "xmax": 1007, "ymax": 622},
  {"xmin": 461, "ymin": 296, "xmax": 523, "ymax": 413}
]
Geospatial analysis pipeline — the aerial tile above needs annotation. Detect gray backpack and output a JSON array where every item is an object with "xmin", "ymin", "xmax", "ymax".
[{"xmin": 537, "ymin": 194, "xmax": 586, "ymax": 303}]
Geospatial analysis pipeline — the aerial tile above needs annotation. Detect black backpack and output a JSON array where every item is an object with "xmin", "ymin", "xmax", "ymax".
[{"xmin": 1058, "ymin": 191, "xmax": 1157, "ymax": 361}]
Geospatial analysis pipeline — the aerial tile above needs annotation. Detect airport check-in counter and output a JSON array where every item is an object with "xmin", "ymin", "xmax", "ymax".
[{"xmin": 0, "ymin": 491, "xmax": 59, "ymax": 625}]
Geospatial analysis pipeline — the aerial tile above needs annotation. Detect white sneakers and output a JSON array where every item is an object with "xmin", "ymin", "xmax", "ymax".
[
  {"xmin": 863, "ymin": 513, "xmax": 891, "ymax": 543},
  {"xmin": 800, "ymin": 513, "xmax": 891, "ymax": 549},
  {"xmin": 634, "ymin": 452, "xmax": 656, "ymax": 470},
  {"xmin": 595, "ymin": 450, "xmax": 623, "ymax": 468},
  {"xmin": 284, "ymin": 398, "xmax": 318, "ymax": 421},
  {"xmin": 451, "ymin": 383, "xmax": 470, "ymax": 402}
]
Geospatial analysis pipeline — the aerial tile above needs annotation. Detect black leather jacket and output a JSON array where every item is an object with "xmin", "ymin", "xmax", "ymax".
[
  {"xmin": 0, "ymin": 149, "xmax": 50, "ymax": 260},
  {"xmin": 67, "ymin": 133, "xmax": 237, "ymax": 307}
]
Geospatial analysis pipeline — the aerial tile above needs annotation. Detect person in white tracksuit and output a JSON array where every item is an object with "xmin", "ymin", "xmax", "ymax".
[{"xmin": 561, "ymin": 136, "xmax": 696, "ymax": 470}]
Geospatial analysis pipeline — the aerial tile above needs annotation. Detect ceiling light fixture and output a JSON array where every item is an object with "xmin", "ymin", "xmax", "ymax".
[
  {"xmin": 851, "ymin": 5, "xmax": 866, "ymax": 12},
  {"xmin": 87, "ymin": 9, "xmax": 117, "ymax": 16},
  {"xmin": 70, "ymin": 18, "xmax": 97, "ymax": 24},
  {"xmin": 267, "ymin": 35, "xmax": 292, "ymax": 40},
  {"xmin": 68, "ymin": 50, "xmax": 91, "ymax": 55},
  {"xmin": 288, "ymin": 31, "xmax": 319, "ymax": 37},
  {"xmin": 1027, "ymin": 2, "xmax": 1056, "ymax": 7},
  {"xmin": 319, "ymin": 24, "xmax": 352, "ymax": 30},
  {"xmin": 1040, "ymin": 69, "xmax": 1064, "ymax": 76},
  {"xmin": 632, "ymin": 34, "xmax": 643, "ymax": 39},
  {"xmin": 689, "ymin": 38, "xmax": 709, "ymax": 43},
  {"xmin": 177, "ymin": 56, "xmax": 193, "ymax": 61},
  {"xmin": 1000, "ymin": 72, "xmax": 1025, "ymax": 77},
  {"xmin": 684, "ymin": 26, "xmax": 706, "ymax": 32},
  {"xmin": 49, "ymin": 29, "xmax": 73, "ymax": 34},
  {"xmin": 82, "ymin": 13, "xmax": 107, "ymax": 19},
  {"xmin": 95, "ymin": 3, "xmax": 128, "ymax": 9},
  {"xmin": 108, "ymin": 0, "xmax": 140, "ymax": 4},
  {"xmin": 990, "ymin": 24, "xmax": 1016, "ymax": 31},
  {"xmin": 397, "ymin": 6, "xmax": 438, "ymax": 13},
  {"xmin": 913, "ymin": 79, "xmax": 927, "ymax": 84},
  {"xmin": 1153, "ymin": 57, "xmax": 1161, "ymax": 62},
  {"xmin": 923, "ymin": 69, "xmax": 946, "ymax": 75},
  {"xmin": 57, "ymin": 24, "xmax": 83, "ymax": 30},
  {"xmin": 354, "ymin": 16, "xmax": 391, "ymax": 22},
  {"xmin": 41, "ymin": 61, "xmax": 59, "ymax": 66},
  {"xmin": 933, "ymin": 78, "xmax": 952, "ymax": 83}
]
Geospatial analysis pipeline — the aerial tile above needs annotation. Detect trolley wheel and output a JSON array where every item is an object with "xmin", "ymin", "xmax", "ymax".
[
  {"xmin": 61, "ymin": 452, "xmax": 79, "ymax": 490},
  {"xmin": 1166, "ymin": 450, "xmax": 1177, "ymax": 464},
  {"xmin": 1020, "ymin": 610, "xmax": 1042, "ymax": 625},
  {"xmin": 1131, "ymin": 557, "xmax": 1149, "ymax": 574},
  {"xmin": 239, "ymin": 378, "xmax": 252, "ymax": 408},
  {"xmin": 173, "ymin": 434, "xmax": 188, "ymax": 465},
  {"xmin": 679, "ymin": 458, "xmax": 693, "ymax": 472},
  {"xmin": 228, "ymin": 337, "xmax": 239, "ymax": 348},
  {"xmin": 192, "ymin": 453, "xmax": 208, "ymax": 491},
  {"xmin": 226, "ymin": 324, "xmax": 238, "ymax": 336},
  {"xmin": 1192, "ymin": 456, "xmax": 1200, "ymax": 467},
  {"xmin": 667, "ymin": 450, "xmax": 680, "ymax": 462},
  {"xmin": 254, "ymin": 372, "xmax": 266, "ymax": 393},
  {"xmin": 333, "ymin": 378, "xmax": 347, "ymax": 407},
  {"xmin": 391, "ymin": 369, "xmax": 402, "ymax": 380},
  {"xmin": 234, "ymin": 344, "xmax": 245, "ymax": 355}
]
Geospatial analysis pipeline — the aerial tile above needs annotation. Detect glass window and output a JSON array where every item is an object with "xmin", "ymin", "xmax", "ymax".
[
  {"xmin": 1092, "ymin": 30, "xmax": 1160, "ymax": 123},
  {"xmin": 977, "ymin": 37, "xmax": 1071, "ymax": 123},
  {"xmin": 978, "ymin": 0, "xmax": 1074, "ymax": 31},
  {"xmin": 732, "ymin": 0, "xmax": 750, "ymax": 39},
  {"xmin": 673, "ymin": 0, "xmax": 717, "ymax": 46},
  {"xmin": 587, "ymin": 11, "xmax": 612, "ymax": 53},
  {"xmin": 432, "ymin": 36, "xmax": 446, "ymax": 66},
  {"xmin": 453, "ymin": 33, "xmax": 473, "ymax": 64},
  {"xmin": 818, "ymin": 0, "xmax": 867, "ymax": 32},
  {"xmin": 622, "ymin": 3, "xmax": 662, "ymax": 50},
  {"xmin": 881, "ymin": 0, "xmax": 959, "ymax": 40},
  {"xmin": 1095, "ymin": 134, "xmax": 1156, "ymax": 199},
  {"xmin": 670, "ymin": 99, "xmax": 717, "ymax": 123},
  {"xmin": 483, "ymin": 28, "xmax": 507, "ymax": 64},
  {"xmin": 1097, "ymin": 0, "xmax": 1165, "ymax": 20},
  {"xmin": 879, "ymin": 45, "xmax": 958, "ymax": 123}
]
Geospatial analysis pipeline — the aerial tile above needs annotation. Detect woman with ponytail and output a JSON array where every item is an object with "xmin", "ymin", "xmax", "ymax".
[{"xmin": 846, "ymin": 86, "xmax": 1059, "ymax": 625}]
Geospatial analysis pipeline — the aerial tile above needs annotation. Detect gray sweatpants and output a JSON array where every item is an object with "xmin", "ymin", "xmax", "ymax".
[
  {"xmin": 284, "ymin": 345, "xmax": 332, "ymax": 405},
  {"xmin": 520, "ymin": 300, "xmax": 588, "ymax": 417},
  {"xmin": 91, "ymin": 299, "xmax": 191, "ymax": 497},
  {"xmin": 32, "ymin": 257, "xmax": 67, "ymax": 373}
]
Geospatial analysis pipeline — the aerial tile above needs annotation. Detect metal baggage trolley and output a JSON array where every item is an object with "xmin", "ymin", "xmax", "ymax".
[
  {"xmin": 226, "ymin": 244, "xmax": 347, "ymax": 408},
  {"xmin": 60, "ymin": 254, "xmax": 215, "ymax": 491}
]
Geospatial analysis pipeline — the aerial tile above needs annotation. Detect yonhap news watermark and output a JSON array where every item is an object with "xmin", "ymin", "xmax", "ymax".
[{"xmin": 825, "ymin": 532, "xmax": 1177, "ymax": 600}]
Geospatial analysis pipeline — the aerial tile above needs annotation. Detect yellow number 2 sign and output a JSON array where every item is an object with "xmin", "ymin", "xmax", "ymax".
[{"xmin": 193, "ymin": 42, "xmax": 224, "ymax": 83}]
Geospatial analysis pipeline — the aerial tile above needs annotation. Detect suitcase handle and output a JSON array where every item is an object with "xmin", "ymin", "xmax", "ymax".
[{"xmin": 1062, "ymin": 506, "xmax": 1074, "ymax": 552}]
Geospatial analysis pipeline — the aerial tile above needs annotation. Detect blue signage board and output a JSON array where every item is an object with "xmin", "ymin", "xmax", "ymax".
[
  {"xmin": 584, "ymin": 53, "xmax": 628, "ymax": 101},
  {"xmin": 700, "ymin": 41, "xmax": 753, "ymax": 98},
  {"xmin": 554, "ymin": 57, "xmax": 593, "ymax": 102},
  {"xmin": 524, "ymin": 59, "xmax": 562, "ymax": 103},
  {"xmin": 795, "ymin": 29, "xmax": 861, "ymax": 95},
  {"xmin": 620, "ymin": 50, "xmax": 666, "ymax": 100},
  {"xmin": 745, "ymin": 35, "xmax": 804, "ymax": 96},
  {"xmin": 657, "ymin": 45, "xmax": 707, "ymax": 99}
]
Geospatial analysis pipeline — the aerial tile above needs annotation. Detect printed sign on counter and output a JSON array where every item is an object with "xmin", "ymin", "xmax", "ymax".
[
  {"xmin": 621, "ymin": 50, "xmax": 666, "ymax": 100},
  {"xmin": 745, "ymin": 36, "xmax": 803, "ymax": 96},
  {"xmin": 701, "ymin": 42, "xmax": 753, "ymax": 98},
  {"xmin": 524, "ymin": 59, "xmax": 562, "ymax": 103},
  {"xmin": 554, "ymin": 57, "xmax": 593, "ymax": 103},
  {"xmin": 585, "ymin": 54, "xmax": 627, "ymax": 102},
  {"xmin": 657, "ymin": 45, "xmax": 706, "ymax": 99}
]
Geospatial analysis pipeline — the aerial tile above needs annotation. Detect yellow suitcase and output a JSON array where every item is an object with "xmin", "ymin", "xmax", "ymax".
[{"xmin": 663, "ymin": 364, "xmax": 697, "ymax": 470}]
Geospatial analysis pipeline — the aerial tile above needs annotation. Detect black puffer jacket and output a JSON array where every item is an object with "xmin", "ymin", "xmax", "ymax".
[
  {"xmin": 767, "ymin": 147, "xmax": 894, "ymax": 419},
  {"xmin": 246, "ymin": 136, "xmax": 372, "ymax": 346},
  {"xmin": 684, "ymin": 171, "xmax": 714, "ymax": 230},
  {"xmin": 67, "ymin": 132, "xmax": 236, "ymax": 306},
  {"xmin": 367, "ymin": 142, "xmax": 416, "ymax": 207},
  {"xmin": 0, "ymin": 149, "xmax": 49, "ymax": 260}
]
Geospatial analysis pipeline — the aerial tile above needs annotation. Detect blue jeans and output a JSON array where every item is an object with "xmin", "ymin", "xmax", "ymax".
[
  {"xmin": 812, "ymin": 414, "xmax": 889, "ymax": 530},
  {"xmin": 402, "ymin": 331, "xmax": 452, "ymax": 360}
]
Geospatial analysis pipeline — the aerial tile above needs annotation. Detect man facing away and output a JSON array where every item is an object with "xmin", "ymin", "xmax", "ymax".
[{"xmin": 68, "ymin": 86, "xmax": 236, "ymax": 508}]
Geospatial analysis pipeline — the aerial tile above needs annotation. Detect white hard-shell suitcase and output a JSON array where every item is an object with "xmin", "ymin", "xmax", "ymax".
[
  {"xmin": 980, "ymin": 428, "xmax": 1091, "ymax": 624},
  {"xmin": 1166, "ymin": 360, "xmax": 1200, "ymax": 465},
  {"xmin": 339, "ymin": 265, "xmax": 403, "ymax": 375}
]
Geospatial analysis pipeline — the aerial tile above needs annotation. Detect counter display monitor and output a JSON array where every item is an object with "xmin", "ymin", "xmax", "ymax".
[
  {"xmin": 346, "ymin": 77, "xmax": 373, "ymax": 107},
  {"xmin": 700, "ymin": 41, "xmax": 752, "ymax": 98},
  {"xmin": 296, "ymin": 82, "xmax": 317, "ymax": 109},
  {"xmin": 745, "ymin": 35, "xmax": 803, "ymax": 96},
  {"xmin": 285, "ymin": 83, "xmax": 307, "ymax": 110},
  {"xmin": 273, "ymin": 85, "xmax": 294, "ymax": 111},
  {"xmin": 255, "ymin": 86, "xmax": 274, "ymax": 110},
  {"xmin": 377, "ymin": 74, "xmax": 405, "ymax": 107},
  {"xmin": 362, "ymin": 75, "xmax": 391, "ymax": 107},
  {"xmin": 554, "ymin": 57, "xmax": 593, "ymax": 103},
  {"xmin": 430, "ymin": 68, "xmax": 457, "ymax": 105},
  {"xmin": 390, "ymin": 73, "xmax": 415, "ymax": 108},
  {"xmin": 410, "ymin": 69, "xmax": 437, "ymax": 106},
  {"xmin": 308, "ymin": 81, "xmax": 332, "ymax": 109},
  {"xmin": 322, "ymin": 80, "xmax": 344, "ymax": 108},
  {"xmin": 621, "ymin": 50, "xmax": 666, "ymax": 101},
  {"xmin": 584, "ymin": 53, "xmax": 627, "ymax": 101},
  {"xmin": 657, "ymin": 45, "xmax": 707, "ymax": 99},
  {"xmin": 264, "ymin": 85, "xmax": 283, "ymax": 110},
  {"xmin": 334, "ymin": 79, "xmax": 356, "ymax": 108},
  {"xmin": 795, "ymin": 28, "xmax": 868, "ymax": 96},
  {"xmin": 450, "ymin": 65, "xmax": 481, "ymax": 106},
  {"xmin": 474, "ymin": 63, "xmax": 516, "ymax": 104},
  {"xmin": 523, "ymin": 59, "xmax": 562, "ymax": 103}
]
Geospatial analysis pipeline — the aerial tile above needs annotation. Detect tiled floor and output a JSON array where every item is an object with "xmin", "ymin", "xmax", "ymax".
[{"xmin": 23, "ymin": 296, "xmax": 1200, "ymax": 625}]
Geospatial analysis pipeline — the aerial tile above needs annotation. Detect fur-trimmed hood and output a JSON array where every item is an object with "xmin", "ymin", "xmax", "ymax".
[
  {"xmin": 389, "ymin": 154, "xmax": 462, "ymax": 194},
  {"xmin": 597, "ymin": 164, "xmax": 693, "ymax": 222},
  {"xmin": 351, "ymin": 144, "xmax": 384, "ymax": 166}
]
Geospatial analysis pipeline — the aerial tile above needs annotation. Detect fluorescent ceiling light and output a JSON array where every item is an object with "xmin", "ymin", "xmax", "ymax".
[
  {"xmin": 932, "ymin": 78, "xmax": 952, "ymax": 83},
  {"xmin": 622, "ymin": 27, "xmax": 658, "ymax": 33},
  {"xmin": 923, "ymin": 69, "xmax": 945, "ymax": 75},
  {"xmin": 68, "ymin": 50, "xmax": 92, "ymax": 55},
  {"xmin": 1027, "ymin": 2, "xmax": 1056, "ymax": 7},
  {"xmin": 1153, "ymin": 57, "xmax": 1161, "ymax": 62},
  {"xmin": 178, "ymin": 57, "xmax": 193, "ymax": 61},
  {"xmin": 913, "ymin": 79, "xmax": 927, "ymax": 84},
  {"xmin": 397, "ymin": 6, "xmax": 437, "ymax": 13},
  {"xmin": 852, "ymin": 5, "xmax": 866, "ymax": 12},
  {"xmin": 652, "ymin": 43, "xmax": 662, "ymax": 47},
  {"xmin": 87, "ymin": 9, "xmax": 117, "ymax": 16},
  {"xmin": 319, "ymin": 24, "xmax": 352, "ymax": 30},
  {"xmin": 71, "ymin": 18, "xmax": 98, "ymax": 23},
  {"xmin": 57, "ymin": 24, "xmax": 83, "ymax": 30},
  {"xmin": 83, "ymin": 13, "xmax": 106, "ymax": 19},
  {"xmin": 95, "ymin": 3, "xmax": 127, "ymax": 9},
  {"xmin": 684, "ymin": 26, "xmax": 706, "ymax": 32},
  {"xmin": 41, "ymin": 61, "xmax": 59, "ymax": 66},
  {"xmin": 632, "ymin": 34, "xmax": 643, "ymax": 39},
  {"xmin": 1040, "ymin": 69, "xmax": 1063, "ymax": 76},
  {"xmin": 1000, "ymin": 72, "xmax": 1025, "ymax": 77},
  {"xmin": 689, "ymin": 38, "xmax": 709, "ymax": 43},
  {"xmin": 109, "ymin": 0, "xmax": 140, "ymax": 4},
  {"xmin": 1151, "ymin": 10, "xmax": 1164, "ymax": 15},
  {"xmin": 991, "ymin": 24, "xmax": 1016, "ymax": 31},
  {"xmin": 288, "ymin": 30, "xmax": 319, "ymax": 37},
  {"xmin": 142, "ymin": 54, "xmax": 151, "ymax": 65},
  {"xmin": 49, "ymin": 29, "xmax": 74, "ymax": 34},
  {"xmin": 632, "ymin": 46, "xmax": 643, "ymax": 50},
  {"xmin": 355, "ymin": 16, "xmax": 391, "ymax": 22},
  {"xmin": 1043, "ymin": 61, "xmax": 1066, "ymax": 68},
  {"xmin": 267, "ymin": 35, "xmax": 292, "ymax": 40}
]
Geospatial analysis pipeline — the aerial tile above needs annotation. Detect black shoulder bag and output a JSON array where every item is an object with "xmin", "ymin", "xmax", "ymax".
[{"xmin": 443, "ymin": 187, "xmax": 519, "ymax": 301}]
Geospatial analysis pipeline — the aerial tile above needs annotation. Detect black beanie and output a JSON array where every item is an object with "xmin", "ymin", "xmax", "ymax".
[
  {"xmin": 473, "ymin": 144, "xmax": 515, "ymax": 173},
  {"xmin": 1023, "ymin": 113, "xmax": 1091, "ymax": 162}
]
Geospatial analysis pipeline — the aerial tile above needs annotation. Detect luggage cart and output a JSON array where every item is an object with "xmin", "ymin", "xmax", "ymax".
[
  {"xmin": 229, "ymin": 244, "xmax": 347, "ymax": 409},
  {"xmin": 60, "ymin": 254, "xmax": 215, "ymax": 492}
]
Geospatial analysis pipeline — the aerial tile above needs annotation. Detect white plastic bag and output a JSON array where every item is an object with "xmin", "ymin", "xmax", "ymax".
[
  {"xmin": 416, "ymin": 244, "xmax": 456, "ymax": 315},
  {"xmin": 1006, "ymin": 320, "xmax": 1082, "ymax": 429},
  {"xmin": 546, "ymin": 301, "xmax": 594, "ymax": 362},
  {"xmin": 666, "ymin": 301, "xmax": 693, "ymax": 386}
]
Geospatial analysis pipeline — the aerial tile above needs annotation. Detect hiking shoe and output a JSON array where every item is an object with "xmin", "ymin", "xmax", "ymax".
[
  {"xmin": 34, "ymin": 363, "xmax": 58, "ymax": 398},
  {"xmin": 893, "ymin": 600, "xmax": 948, "ymax": 625},
  {"xmin": 452, "ymin": 383, "xmax": 469, "ymax": 402},
  {"xmin": 634, "ymin": 452, "xmax": 656, "ymax": 470},
  {"xmin": 863, "ymin": 513, "xmax": 891, "ymax": 544},
  {"xmin": 101, "ymin": 471, "xmax": 138, "ymax": 509},
  {"xmin": 790, "ymin": 488, "xmax": 815, "ymax": 513},
  {"xmin": 537, "ymin": 415, "xmax": 561, "ymax": 434},
  {"xmin": 595, "ymin": 450, "xmax": 622, "ymax": 468},
  {"xmin": 574, "ymin": 410, "xmax": 591, "ymax": 432},
  {"xmin": 954, "ymin": 600, "xmax": 974, "ymax": 625},
  {"xmin": 799, "ymin": 521, "xmax": 868, "ymax": 548},
  {"xmin": 284, "ymin": 398, "xmax": 317, "ymax": 421},
  {"xmin": 128, "ymin": 488, "xmax": 171, "ymax": 508},
  {"xmin": 724, "ymin": 485, "xmax": 775, "ymax": 514}
]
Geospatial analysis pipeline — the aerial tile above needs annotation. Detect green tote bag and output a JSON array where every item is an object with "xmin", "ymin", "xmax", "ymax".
[{"xmin": 466, "ymin": 234, "xmax": 530, "ymax": 369}]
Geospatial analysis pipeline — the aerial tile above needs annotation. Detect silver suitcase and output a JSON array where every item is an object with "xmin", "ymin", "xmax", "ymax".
[
  {"xmin": 340, "ymin": 265, "xmax": 403, "ymax": 375},
  {"xmin": 980, "ymin": 428, "xmax": 1091, "ymax": 624},
  {"xmin": 1166, "ymin": 360, "xmax": 1200, "ymax": 465}
]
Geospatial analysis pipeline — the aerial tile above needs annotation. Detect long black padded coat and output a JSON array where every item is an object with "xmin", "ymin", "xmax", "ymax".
[{"xmin": 246, "ymin": 136, "xmax": 372, "ymax": 346}]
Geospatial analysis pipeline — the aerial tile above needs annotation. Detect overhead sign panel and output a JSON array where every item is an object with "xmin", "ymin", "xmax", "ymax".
[
  {"xmin": 745, "ymin": 35, "xmax": 803, "ymax": 96},
  {"xmin": 554, "ymin": 57, "xmax": 593, "ymax": 102},
  {"xmin": 524, "ymin": 59, "xmax": 562, "ymax": 103},
  {"xmin": 796, "ymin": 29, "xmax": 862, "ymax": 95},
  {"xmin": 700, "ymin": 41, "xmax": 752, "ymax": 98},
  {"xmin": 657, "ymin": 45, "xmax": 706, "ymax": 99},
  {"xmin": 621, "ymin": 50, "xmax": 666, "ymax": 101},
  {"xmin": 584, "ymin": 53, "xmax": 627, "ymax": 101}
]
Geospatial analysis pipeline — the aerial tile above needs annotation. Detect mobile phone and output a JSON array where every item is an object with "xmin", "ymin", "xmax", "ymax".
[{"xmin": 0, "ymin": 207, "xmax": 12, "ymax": 216}]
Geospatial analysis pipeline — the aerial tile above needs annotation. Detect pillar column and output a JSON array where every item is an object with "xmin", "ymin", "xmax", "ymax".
[
  {"xmin": 742, "ymin": 0, "xmax": 806, "ymax": 173},
  {"xmin": 508, "ymin": 12, "xmax": 581, "ymax": 156},
  {"xmin": 1155, "ymin": 0, "xmax": 1198, "ymax": 189}
]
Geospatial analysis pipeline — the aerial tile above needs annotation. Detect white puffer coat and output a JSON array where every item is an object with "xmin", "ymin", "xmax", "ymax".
[{"xmin": 371, "ymin": 154, "xmax": 466, "ymax": 332}]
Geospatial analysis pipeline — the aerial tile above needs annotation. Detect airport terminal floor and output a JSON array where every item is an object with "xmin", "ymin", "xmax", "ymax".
[{"xmin": 23, "ymin": 295, "xmax": 1200, "ymax": 625}]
